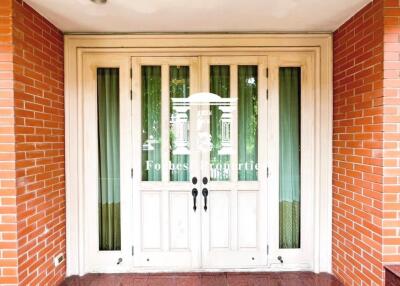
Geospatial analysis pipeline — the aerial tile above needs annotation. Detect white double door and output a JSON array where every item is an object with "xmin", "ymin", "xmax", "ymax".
[
  {"xmin": 83, "ymin": 53, "xmax": 315, "ymax": 272},
  {"xmin": 131, "ymin": 56, "xmax": 269, "ymax": 270}
]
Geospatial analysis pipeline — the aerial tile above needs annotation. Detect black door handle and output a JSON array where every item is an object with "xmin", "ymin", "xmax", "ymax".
[
  {"xmin": 191, "ymin": 177, "xmax": 198, "ymax": 211},
  {"xmin": 202, "ymin": 188, "xmax": 208, "ymax": 211},
  {"xmin": 192, "ymin": 188, "xmax": 198, "ymax": 211}
]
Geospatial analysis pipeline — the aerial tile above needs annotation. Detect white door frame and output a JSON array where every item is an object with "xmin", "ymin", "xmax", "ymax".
[
  {"xmin": 81, "ymin": 54, "xmax": 132, "ymax": 273},
  {"xmin": 65, "ymin": 34, "xmax": 333, "ymax": 276},
  {"xmin": 267, "ymin": 53, "xmax": 316, "ymax": 270}
]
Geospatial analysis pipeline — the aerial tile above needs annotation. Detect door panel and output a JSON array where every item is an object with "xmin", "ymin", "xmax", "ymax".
[
  {"xmin": 209, "ymin": 191, "xmax": 230, "ymax": 249},
  {"xmin": 237, "ymin": 191, "xmax": 257, "ymax": 248},
  {"xmin": 141, "ymin": 192, "xmax": 162, "ymax": 249},
  {"xmin": 169, "ymin": 192, "xmax": 190, "ymax": 250}
]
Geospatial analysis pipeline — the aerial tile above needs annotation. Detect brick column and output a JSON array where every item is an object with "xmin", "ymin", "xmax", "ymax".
[
  {"xmin": 333, "ymin": 0, "xmax": 400, "ymax": 285},
  {"xmin": 383, "ymin": 0, "xmax": 400, "ymax": 267},
  {"xmin": 13, "ymin": 1, "xmax": 65, "ymax": 284},
  {"xmin": 0, "ymin": 1, "xmax": 65, "ymax": 285},
  {"xmin": 0, "ymin": 0, "xmax": 18, "ymax": 285}
]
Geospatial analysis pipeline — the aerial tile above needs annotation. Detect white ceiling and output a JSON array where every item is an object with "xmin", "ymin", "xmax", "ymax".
[{"xmin": 24, "ymin": 0, "xmax": 371, "ymax": 33}]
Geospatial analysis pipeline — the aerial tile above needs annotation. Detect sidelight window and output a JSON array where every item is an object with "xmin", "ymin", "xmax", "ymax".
[
  {"xmin": 97, "ymin": 68, "xmax": 121, "ymax": 251},
  {"xmin": 279, "ymin": 67, "xmax": 301, "ymax": 249}
]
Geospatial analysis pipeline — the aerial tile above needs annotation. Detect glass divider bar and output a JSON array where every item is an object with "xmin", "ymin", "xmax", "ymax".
[
  {"xmin": 202, "ymin": 62, "xmax": 211, "ymax": 183},
  {"xmin": 230, "ymin": 64, "xmax": 239, "ymax": 251},
  {"xmin": 161, "ymin": 64, "xmax": 170, "ymax": 252},
  {"xmin": 231, "ymin": 65, "xmax": 239, "ymax": 183},
  {"xmin": 161, "ymin": 64, "xmax": 170, "ymax": 184}
]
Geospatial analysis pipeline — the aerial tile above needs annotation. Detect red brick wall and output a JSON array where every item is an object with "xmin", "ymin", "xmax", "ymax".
[
  {"xmin": 0, "ymin": 1, "xmax": 65, "ymax": 285},
  {"xmin": 0, "ymin": 0, "xmax": 18, "ymax": 285},
  {"xmin": 12, "ymin": 1, "xmax": 65, "ymax": 285},
  {"xmin": 333, "ymin": 0, "xmax": 400, "ymax": 285},
  {"xmin": 383, "ymin": 0, "xmax": 400, "ymax": 266},
  {"xmin": 333, "ymin": 0, "xmax": 385, "ymax": 285}
]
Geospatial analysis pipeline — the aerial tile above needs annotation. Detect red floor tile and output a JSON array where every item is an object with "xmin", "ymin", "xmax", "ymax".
[{"xmin": 61, "ymin": 272, "xmax": 342, "ymax": 286}]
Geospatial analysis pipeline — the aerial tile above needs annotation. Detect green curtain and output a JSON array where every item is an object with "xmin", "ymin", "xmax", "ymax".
[
  {"xmin": 279, "ymin": 67, "xmax": 301, "ymax": 249},
  {"xmin": 210, "ymin": 66, "xmax": 230, "ymax": 181},
  {"xmin": 170, "ymin": 66, "xmax": 190, "ymax": 181},
  {"xmin": 238, "ymin": 66, "xmax": 258, "ymax": 181},
  {"xmin": 97, "ymin": 68, "xmax": 121, "ymax": 251},
  {"xmin": 142, "ymin": 66, "xmax": 162, "ymax": 181}
]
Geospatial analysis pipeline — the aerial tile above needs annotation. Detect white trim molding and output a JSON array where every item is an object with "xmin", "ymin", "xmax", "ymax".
[{"xmin": 64, "ymin": 34, "xmax": 333, "ymax": 276}]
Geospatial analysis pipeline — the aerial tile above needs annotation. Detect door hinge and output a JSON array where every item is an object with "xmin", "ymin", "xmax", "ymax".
[
  {"xmin": 131, "ymin": 168, "xmax": 133, "ymax": 178},
  {"xmin": 130, "ymin": 68, "xmax": 132, "ymax": 79},
  {"xmin": 130, "ymin": 90, "xmax": 132, "ymax": 100},
  {"xmin": 267, "ymin": 167, "xmax": 270, "ymax": 178},
  {"xmin": 266, "ymin": 89, "xmax": 269, "ymax": 100},
  {"xmin": 266, "ymin": 68, "xmax": 269, "ymax": 78},
  {"xmin": 132, "ymin": 246, "xmax": 134, "ymax": 256},
  {"xmin": 267, "ymin": 244, "xmax": 269, "ymax": 255}
]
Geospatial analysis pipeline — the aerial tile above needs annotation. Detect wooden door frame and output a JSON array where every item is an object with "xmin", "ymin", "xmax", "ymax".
[
  {"xmin": 267, "ymin": 53, "xmax": 316, "ymax": 270},
  {"xmin": 82, "ymin": 54, "xmax": 132, "ymax": 273},
  {"xmin": 64, "ymin": 33, "xmax": 333, "ymax": 276}
]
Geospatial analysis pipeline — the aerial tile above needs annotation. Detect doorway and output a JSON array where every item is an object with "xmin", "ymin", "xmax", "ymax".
[{"xmin": 81, "ymin": 52, "xmax": 315, "ymax": 273}]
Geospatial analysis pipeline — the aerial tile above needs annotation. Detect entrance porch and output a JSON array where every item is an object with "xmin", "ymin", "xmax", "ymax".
[{"xmin": 1, "ymin": 0, "xmax": 400, "ymax": 286}]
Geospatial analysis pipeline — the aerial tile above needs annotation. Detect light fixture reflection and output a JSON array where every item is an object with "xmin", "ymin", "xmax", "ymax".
[{"xmin": 90, "ymin": 0, "xmax": 107, "ymax": 4}]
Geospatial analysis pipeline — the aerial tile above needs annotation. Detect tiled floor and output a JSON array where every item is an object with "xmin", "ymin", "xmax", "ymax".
[{"xmin": 61, "ymin": 272, "xmax": 342, "ymax": 286}]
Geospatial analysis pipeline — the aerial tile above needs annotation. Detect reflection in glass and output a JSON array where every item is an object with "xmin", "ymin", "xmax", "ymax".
[
  {"xmin": 279, "ymin": 67, "xmax": 301, "ymax": 249},
  {"xmin": 210, "ymin": 65, "xmax": 231, "ymax": 181},
  {"xmin": 142, "ymin": 66, "xmax": 162, "ymax": 181},
  {"xmin": 238, "ymin": 66, "xmax": 258, "ymax": 181},
  {"xmin": 97, "ymin": 68, "xmax": 121, "ymax": 250},
  {"xmin": 170, "ymin": 66, "xmax": 190, "ymax": 181}
]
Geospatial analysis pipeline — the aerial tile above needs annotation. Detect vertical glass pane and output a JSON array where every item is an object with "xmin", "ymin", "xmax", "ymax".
[
  {"xmin": 141, "ymin": 66, "xmax": 162, "ymax": 181},
  {"xmin": 238, "ymin": 66, "xmax": 258, "ymax": 181},
  {"xmin": 97, "ymin": 68, "xmax": 121, "ymax": 251},
  {"xmin": 279, "ymin": 67, "xmax": 301, "ymax": 249},
  {"xmin": 170, "ymin": 66, "xmax": 190, "ymax": 181},
  {"xmin": 210, "ymin": 65, "xmax": 230, "ymax": 181}
]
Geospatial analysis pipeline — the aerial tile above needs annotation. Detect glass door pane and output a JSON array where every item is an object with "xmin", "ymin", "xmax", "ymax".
[
  {"xmin": 209, "ymin": 65, "xmax": 231, "ymax": 181},
  {"xmin": 238, "ymin": 65, "xmax": 258, "ymax": 181},
  {"xmin": 170, "ymin": 66, "xmax": 190, "ymax": 181},
  {"xmin": 97, "ymin": 68, "xmax": 121, "ymax": 251},
  {"xmin": 141, "ymin": 66, "xmax": 162, "ymax": 181}
]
